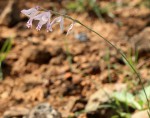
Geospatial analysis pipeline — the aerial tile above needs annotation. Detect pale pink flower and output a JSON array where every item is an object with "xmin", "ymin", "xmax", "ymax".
[
  {"xmin": 21, "ymin": 7, "xmax": 39, "ymax": 28},
  {"xmin": 47, "ymin": 16, "xmax": 64, "ymax": 32},
  {"xmin": 59, "ymin": 16, "xmax": 64, "ymax": 32},
  {"xmin": 46, "ymin": 19, "xmax": 52, "ymax": 32},
  {"xmin": 66, "ymin": 22, "xmax": 75, "ymax": 35},
  {"xmin": 33, "ymin": 11, "xmax": 51, "ymax": 31},
  {"xmin": 21, "ymin": 7, "xmax": 72, "ymax": 34}
]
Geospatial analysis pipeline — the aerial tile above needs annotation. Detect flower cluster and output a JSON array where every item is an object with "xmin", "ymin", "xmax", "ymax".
[{"xmin": 21, "ymin": 6, "xmax": 74, "ymax": 35}]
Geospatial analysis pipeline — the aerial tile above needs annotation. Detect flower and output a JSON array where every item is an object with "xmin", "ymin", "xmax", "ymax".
[
  {"xmin": 21, "ymin": 7, "xmax": 39, "ymax": 17},
  {"xmin": 21, "ymin": 6, "xmax": 73, "ymax": 35},
  {"xmin": 47, "ymin": 16, "xmax": 64, "ymax": 32},
  {"xmin": 33, "ymin": 11, "xmax": 51, "ymax": 31},
  {"xmin": 59, "ymin": 16, "xmax": 64, "ymax": 32},
  {"xmin": 46, "ymin": 19, "xmax": 52, "ymax": 32},
  {"xmin": 66, "ymin": 22, "xmax": 75, "ymax": 35},
  {"xmin": 21, "ymin": 7, "xmax": 39, "ymax": 28}
]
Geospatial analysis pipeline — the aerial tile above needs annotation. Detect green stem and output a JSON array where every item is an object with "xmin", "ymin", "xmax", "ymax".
[
  {"xmin": 76, "ymin": 19, "xmax": 150, "ymax": 112},
  {"xmin": 41, "ymin": 8, "xmax": 150, "ymax": 113}
]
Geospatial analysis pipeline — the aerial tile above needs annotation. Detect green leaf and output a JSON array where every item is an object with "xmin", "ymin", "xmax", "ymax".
[
  {"xmin": 113, "ymin": 91, "xmax": 142, "ymax": 110},
  {"xmin": 0, "ymin": 38, "xmax": 12, "ymax": 62},
  {"xmin": 0, "ymin": 38, "xmax": 12, "ymax": 80},
  {"xmin": 137, "ymin": 86, "xmax": 150, "ymax": 107}
]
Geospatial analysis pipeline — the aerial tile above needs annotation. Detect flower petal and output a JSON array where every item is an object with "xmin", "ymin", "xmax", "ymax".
[
  {"xmin": 51, "ymin": 17, "xmax": 61, "ymax": 25},
  {"xmin": 21, "ymin": 7, "xmax": 39, "ymax": 18},
  {"xmin": 66, "ymin": 22, "xmax": 75, "ymax": 35},
  {"xmin": 26, "ymin": 18, "xmax": 33, "ymax": 28},
  {"xmin": 36, "ymin": 21, "xmax": 43, "ymax": 31},
  {"xmin": 59, "ymin": 16, "xmax": 64, "ymax": 32},
  {"xmin": 49, "ymin": 16, "xmax": 64, "ymax": 32},
  {"xmin": 21, "ymin": 7, "xmax": 40, "ymax": 29},
  {"xmin": 46, "ymin": 19, "xmax": 52, "ymax": 32},
  {"xmin": 34, "ymin": 11, "xmax": 51, "ymax": 31},
  {"xmin": 33, "ymin": 13, "xmax": 44, "ymax": 20},
  {"xmin": 34, "ymin": 11, "xmax": 51, "ymax": 21}
]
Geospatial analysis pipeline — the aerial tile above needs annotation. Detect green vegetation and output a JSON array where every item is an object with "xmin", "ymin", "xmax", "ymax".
[
  {"xmin": 0, "ymin": 38, "xmax": 12, "ymax": 80},
  {"xmin": 65, "ymin": 0, "xmax": 112, "ymax": 19}
]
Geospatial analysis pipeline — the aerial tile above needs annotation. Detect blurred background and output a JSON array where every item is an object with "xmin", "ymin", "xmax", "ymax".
[{"xmin": 0, "ymin": 0, "xmax": 150, "ymax": 118}]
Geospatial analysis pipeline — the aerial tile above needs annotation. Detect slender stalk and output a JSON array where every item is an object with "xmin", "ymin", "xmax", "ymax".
[
  {"xmin": 40, "ymin": 8, "xmax": 150, "ymax": 113},
  {"xmin": 78, "ymin": 19, "xmax": 150, "ymax": 112}
]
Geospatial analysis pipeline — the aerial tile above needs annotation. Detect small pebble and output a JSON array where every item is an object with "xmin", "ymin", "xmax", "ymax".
[
  {"xmin": 75, "ymin": 32, "xmax": 89, "ymax": 42},
  {"xmin": 27, "ymin": 103, "xmax": 62, "ymax": 118}
]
